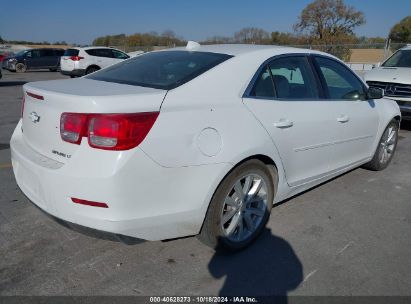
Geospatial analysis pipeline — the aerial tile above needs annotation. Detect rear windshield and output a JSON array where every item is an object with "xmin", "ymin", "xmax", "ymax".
[
  {"xmin": 382, "ymin": 49, "xmax": 411, "ymax": 68},
  {"xmin": 87, "ymin": 50, "xmax": 233, "ymax": 90},
  {"xmin": 64, "ymin": 49, "xmax": 79, "ymax": 56}
]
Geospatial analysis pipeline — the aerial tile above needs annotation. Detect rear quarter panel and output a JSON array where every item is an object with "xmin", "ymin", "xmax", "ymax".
[{"xmin": 139, "ymin": 51, "xmax": 291, "ymax": 201}]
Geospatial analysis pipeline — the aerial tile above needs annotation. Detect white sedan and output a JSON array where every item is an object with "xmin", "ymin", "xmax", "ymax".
[{"xmin": 11, "ymin": 43, "xmax": 400, "ymax": 251}]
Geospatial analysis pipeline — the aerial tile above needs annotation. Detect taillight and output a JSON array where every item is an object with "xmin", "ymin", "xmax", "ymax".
[
  {"xmin": 60, "ymin": 112, "xmax": 159, "ymax": 150},
  {"xmin": 70, "ymin": 56, "xmax": 84, "ymax": 61},
  {"xmin": 71, "ymin": 198, "xmax": 108, "ymax": 208},
  {"xmin": 88, "ymin": 113, "xmax": 159, "ymax": 150},
  {"xmin": 60, "ymin": 113, "xmax": 88, "ymax": 144},
  {"xmin": 21, "ymin": 94, "xmax": 25, "ymax": 118},
  {"xmin": 26, "ymin": 91, "xmax": 44, "ymax": 100}
]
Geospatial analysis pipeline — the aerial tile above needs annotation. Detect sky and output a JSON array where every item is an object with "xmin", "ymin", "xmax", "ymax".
[{"xmin": 0, "ymin": 0, "xmax": 410, "ymax": 45}]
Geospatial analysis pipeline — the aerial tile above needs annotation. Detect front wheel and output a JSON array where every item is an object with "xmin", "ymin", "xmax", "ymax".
[
  {"xmin": 198, "ymin": 160, "xmax": 276, "ymax": 251},
  {"xmin": 363, "ymin": 119, "xmax": 399, "ymax": 171},
  {"xmin": 15, "ymin": 63, "xmax": 27, "ymax": 73}
]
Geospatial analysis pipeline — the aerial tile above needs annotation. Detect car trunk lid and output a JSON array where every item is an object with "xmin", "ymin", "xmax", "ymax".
[{"xmin": 22, "ymin": 78, "xmax": 166, "ymax": 163}]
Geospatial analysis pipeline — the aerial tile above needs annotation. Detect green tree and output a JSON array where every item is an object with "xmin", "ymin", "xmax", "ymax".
[
  {"xmin": 389, "ymin": 16, "xmax": 411, "ymax": 43},
  {"xmin": 294, "ymin": 0, "xmax": 365, "ymax": 59}
]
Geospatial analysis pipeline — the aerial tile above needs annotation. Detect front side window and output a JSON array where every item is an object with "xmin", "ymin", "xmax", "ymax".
[
  {"xmin": 382, "ymin": 49, "xmax": 411, "ymax": 68},
  {"xmin": 112, "ymin": 50, "xmax": 129, "ymax": 59},
  {"xmin": 16, "ymin": 50, "xmax": 28, "ymax": 57},
  {"xmin": 249, "ymin": 56, "xmax": 318, "ymax": 99},
  {"xmin": 31, "ymin": 50, "xmax": 41, "ymax": 58},
  {"xmin": 315, "ymin": 56, "xmax": 366, "ymax": 100},
  {"xmin": 87, "ymin": 50, "xmax": 232, "ymax": 90}
]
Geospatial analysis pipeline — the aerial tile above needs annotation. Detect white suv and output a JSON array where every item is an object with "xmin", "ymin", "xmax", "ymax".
[
  {"xmin": 60, "ymin": 47, "xmax": 130, "ymax": 77},
  {"xmin": 365, "ymin": 45, "xmax": 411, "ymax": 120}
]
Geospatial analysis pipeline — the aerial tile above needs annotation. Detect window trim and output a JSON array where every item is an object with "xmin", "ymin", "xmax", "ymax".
[
  {"xmin": 243, "ymin": 53, "xmax": 324, "ymax": 101},
  {"xmin": 310, "ymin": 54, "xmax": 369, "ymax": 101}
]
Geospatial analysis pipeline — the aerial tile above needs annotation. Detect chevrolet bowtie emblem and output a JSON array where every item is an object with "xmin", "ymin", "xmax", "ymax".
[{"xmin": 29, "ymin": 111, "xmax": 41, "ymax": 123}]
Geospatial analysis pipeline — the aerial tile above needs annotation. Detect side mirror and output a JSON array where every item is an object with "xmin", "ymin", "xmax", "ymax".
[{"xmin": 367, "ymin": 87, "xmax": 384, "ymax": 99}]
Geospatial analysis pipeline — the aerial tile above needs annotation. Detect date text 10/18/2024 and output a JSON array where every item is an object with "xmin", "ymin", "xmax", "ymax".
[{"xmin": 150, "ymin": 296, "xmax": 258, "ymax": 303}]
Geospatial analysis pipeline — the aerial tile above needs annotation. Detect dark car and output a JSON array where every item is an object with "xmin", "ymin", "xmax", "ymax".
[{"xmin": 5, "ymin": 48, "xmax": 65, "ymax": 72}]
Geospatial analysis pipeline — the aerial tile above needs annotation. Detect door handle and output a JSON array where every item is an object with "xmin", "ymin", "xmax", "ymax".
[
  {"xmin": 337, "ymin": 115, "xmax": 350, "ymax": 123},
  {"xmin": 273, "ymin": 119, "xmax": 294, "ymax": 128}
]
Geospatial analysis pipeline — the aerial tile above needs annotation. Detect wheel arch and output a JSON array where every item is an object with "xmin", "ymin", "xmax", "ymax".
[
  {"xmin": 86, "ymin": 64, "xmax": 101, "ymax": 73},
  {"xmin": 198, "ymin": 153, "xmax": 281, "ymax": 234}
]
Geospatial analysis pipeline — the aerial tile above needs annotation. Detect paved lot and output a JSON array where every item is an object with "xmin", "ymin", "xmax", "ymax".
[{"xmin": 0, "ymin": 70, "xmax": 410, "ymax": 297}]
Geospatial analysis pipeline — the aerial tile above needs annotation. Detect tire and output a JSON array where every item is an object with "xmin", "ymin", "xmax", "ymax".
[
  {"xmin": 15, "ymin": 63, "xmax": 27, "ymax": 73},
  {"xmin": 363, "ymin": 119, "xmax": 399, "ymax": 171},
  {"xmin": 85, "ymin": 66, "xmax": 100, "ymax": 75},
  {"xmin": 198, "ymin": 159, "xmax": 276, "ymax": 252},
  {"xmin": 49, "ymin": 68, "xmax": 57, "ymax": 72}
]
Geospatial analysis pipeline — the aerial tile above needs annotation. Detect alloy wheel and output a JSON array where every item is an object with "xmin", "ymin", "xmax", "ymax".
[
  {"xmin": 379, "ymin": 124, "xmax": 397, "ymax": 164},
  {"xmin": 220, "ymin": 174, "xmax": 268, "ymax": 242}
]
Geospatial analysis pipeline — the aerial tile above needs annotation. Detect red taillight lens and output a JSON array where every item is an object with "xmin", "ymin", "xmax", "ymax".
[
  {"xmin": 26, "ymin": 91, "xmax": 44, "ymax": 100},
  {"xmin": 60, "ymin": 113, "xmax": 88, "ymax": 144},
  {"xmin": 71, "ymin": 198, "xmax": 108, "ymax": 208},
  {"xmin": 21, "ymin": 94, "xmax": 25, "ymax": 118},
  {"xmin": 70, "ymin": 56, "xmax": 84, "ymax": 61},
  {"xmin": 88, "ymin": 113, "xmax": 159, "ymax": 150},
  {"xmin": 60, "ymin": 112, "xmax": 159, "ymax": 150}
]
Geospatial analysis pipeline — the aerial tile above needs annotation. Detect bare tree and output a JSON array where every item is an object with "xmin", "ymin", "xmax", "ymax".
[
  {"xmin": 234, "ymin": 27, "xmax": 270, "ymax": 44},
  {"xmin": 161, "ymin": 30, "xmax": 176, "ymax": 39}
]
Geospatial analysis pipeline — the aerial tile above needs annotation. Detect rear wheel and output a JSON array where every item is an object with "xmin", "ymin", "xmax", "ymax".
[
  {"xmin": 15, "ymin": 63, "xmax": 26, "ymax": 73},
  {"xmin": 363, "ymin": 119, "xmax": 399, "ymax": 171},
  {"xmin": 198, "ymin": 160, "xmax": 275, "ymax": 251},
  {"xmin": 85, "ymin": 66, "xmax": 100, "ymax": 75}
]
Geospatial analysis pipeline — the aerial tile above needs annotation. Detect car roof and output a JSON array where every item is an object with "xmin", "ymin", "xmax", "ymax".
[
  {"xmin": 72, "ymin": 46, "xmax": 120, "ymax": 51},
  {"xmin": 169, "ymin": 43, "xmax": 326, "ymax": 57}
]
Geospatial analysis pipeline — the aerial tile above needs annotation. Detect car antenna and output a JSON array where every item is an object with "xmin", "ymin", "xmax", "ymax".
[{"xmin": 186, "ymin": 41, "xmax": 200, "ymax": 51}]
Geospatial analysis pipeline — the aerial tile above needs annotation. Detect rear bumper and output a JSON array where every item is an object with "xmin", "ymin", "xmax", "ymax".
[
  {"xmin": 10, "ymin": 121, "xmax": 231, "ymax": 241},
  {"xmin": 60, "ymin": 69, "xmax": 86, "ymax": 77},
  {"xmin": 23, "ymin": 192, "xmax": 144, "ymax": 244}
]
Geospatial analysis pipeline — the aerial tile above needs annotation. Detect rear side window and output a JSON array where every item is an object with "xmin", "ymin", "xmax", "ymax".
[
  {"xmin": 250, "ymin": 56, "xmax": 319, "ymax": 99},
  {"xmin": 86, "ymin": 49, "xmax": 113, "ymax": 58},
  {"xmin": 250, "ymin": 66, "xmax": 275, "ymax": 98},
  {"xmin": 41, "ymin": 49, "xmax": 55, "ymax": 56},
  {"xmin": 64, "ymin": 49, "xmax": 79, "ymax": 56},
  {"xmin": 87, "ymin": 51, "xmax": 232, "ymax": 90},
  {"xmin": 314, "ymin": 56, "xmax": 366, "ymax": 100}
]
